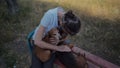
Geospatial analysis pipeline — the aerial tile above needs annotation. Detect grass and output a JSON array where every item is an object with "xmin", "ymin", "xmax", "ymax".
[
  {"xmin": 0, "ymin": 0, "xmax": 31, "ymax": 67},
  {"xmin": 0, "ymin": 0, "xmax": 120, "ymax": 67}
]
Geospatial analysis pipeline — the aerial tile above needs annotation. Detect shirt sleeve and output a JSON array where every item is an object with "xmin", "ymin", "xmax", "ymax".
[{"xmin": 39, "ymin": 11, "xmax": 52, "ymax": 28}]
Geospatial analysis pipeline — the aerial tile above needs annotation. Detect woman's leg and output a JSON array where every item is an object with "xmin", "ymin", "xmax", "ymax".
[
  {"xmin": 43, "ymin": 53, "xmax": 56, "ymax": 68},
  {"xmin": 30, "ymin": 43, "xmax": 43, "ymax": 68},
  {"xmin": 56, "ymin": 40, "xmax": 79, "ymax": 68},
  {"xmin": 31, "ymin": 52, "xmax": 43, "ymax": 68}
]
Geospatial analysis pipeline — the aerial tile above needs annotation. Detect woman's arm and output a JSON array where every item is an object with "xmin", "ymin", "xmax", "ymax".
[{"xmin": 34, "ymin": 25, "xmax": 71, "ymax": 52}]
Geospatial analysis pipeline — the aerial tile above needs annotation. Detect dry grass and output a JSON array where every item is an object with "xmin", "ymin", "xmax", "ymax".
[{"xmin": 44, "ymin": 0, "xmax": 120, "ymax": 20}]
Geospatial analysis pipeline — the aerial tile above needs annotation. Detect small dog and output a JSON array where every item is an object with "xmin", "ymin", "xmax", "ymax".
[
  {"xmin": 34, "ymin": 28, "xmax": 61, "ymax": 62},
  {"xmin": 34, "ymin": 28, "xmax": 88, "ymax": 68}
]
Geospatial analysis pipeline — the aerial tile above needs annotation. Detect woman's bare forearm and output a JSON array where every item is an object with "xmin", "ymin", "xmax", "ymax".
[
  {"xmin": 34, "ymin": 40, "xmax": 58, "ymax": 51},
  {"xmin": 34, "ymin": 40, "xmax": 71, "ymax": 52}
]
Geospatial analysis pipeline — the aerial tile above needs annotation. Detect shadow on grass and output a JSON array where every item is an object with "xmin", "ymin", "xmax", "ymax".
[{"xmin": 0, "ymin": 0, "xmax": 31, "ymax": 67}]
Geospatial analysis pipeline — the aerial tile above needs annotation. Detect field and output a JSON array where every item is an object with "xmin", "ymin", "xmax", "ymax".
[{"xmin": 0, "ymin": 0, "xmax": 120, "ymax": 67}]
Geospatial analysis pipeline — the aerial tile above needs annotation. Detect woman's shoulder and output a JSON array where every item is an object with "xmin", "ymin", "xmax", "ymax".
[
  {"xmin": 46, "ymin": 7, "xmax": 64, "ymax": 15},
  {"xmin": 46, "ymin": 8, "xmax": 57, "ymax": 14}
]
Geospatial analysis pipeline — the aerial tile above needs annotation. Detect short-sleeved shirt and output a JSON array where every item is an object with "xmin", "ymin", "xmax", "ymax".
[{"xmin": 32, "ymin": 7, "xmax": 64, "ymax": 40}]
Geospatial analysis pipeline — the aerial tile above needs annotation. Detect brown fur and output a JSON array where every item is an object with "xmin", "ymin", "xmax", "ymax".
[
  {"xmin": 34, "ymin": 28, "xmax": 88, "ymax": 68},
  {"xmin": 74, "ymin": 53, "xmax": 88, "ymax": 68},
  {"xmin": 34, "ymin": 28, "xmax": 61, "ymax": 62}
]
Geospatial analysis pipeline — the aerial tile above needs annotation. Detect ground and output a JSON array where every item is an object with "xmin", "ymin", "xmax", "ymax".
[{"xmin": 0, "ymin": 0, "xmax": 120, "ymax": 68}]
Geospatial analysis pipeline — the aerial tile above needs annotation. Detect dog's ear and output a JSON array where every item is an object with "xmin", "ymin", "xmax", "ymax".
[
  {"xmin": 48, "ymin": 28, "xmax": 58, "ymax": 38},
  {"xmin": 48, "ymin": 29, "xmax": 53, "ymax": 35},
  {"xmin": 48, "ymin": 28, "xmax": 55, "ymax": 37},
  {"xmin": 46, "ymin": 30, "xmax": 52, "ymax": 38}
]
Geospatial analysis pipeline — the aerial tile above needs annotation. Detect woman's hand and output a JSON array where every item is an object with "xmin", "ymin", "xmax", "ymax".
[
  {"xmin": 71, "ymin": 46, "xmax": 80, "ymax": 54},
  {"xmin": 57, "ymin": 45, "xmax": 71, "ymax": 52}
]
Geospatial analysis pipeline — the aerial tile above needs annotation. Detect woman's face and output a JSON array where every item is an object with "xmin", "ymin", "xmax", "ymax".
[
  {"xmin": 59, "ymin": 14, "xmax": 77, "ymax": 36},
  {"xmin": 61, "ymin": 23, "xmax": 76, "ymax": 36}
]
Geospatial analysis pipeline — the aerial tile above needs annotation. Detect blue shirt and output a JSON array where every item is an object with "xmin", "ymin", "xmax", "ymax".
[{"xmin": 33, "ymin": 7, "xmax": 64, "ymax": 40}]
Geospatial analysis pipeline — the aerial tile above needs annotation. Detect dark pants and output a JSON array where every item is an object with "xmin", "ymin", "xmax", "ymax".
[
  {"xmin": 30, "ymin": 40, "xmax": 56, "ymax": 68},
  {"xmin": 30, "ymin": 40, "xmax": 70, "ymax": 68},
  {"xmin": 31, "ymin": 50, "xmax": 56, "ymax": 68}
]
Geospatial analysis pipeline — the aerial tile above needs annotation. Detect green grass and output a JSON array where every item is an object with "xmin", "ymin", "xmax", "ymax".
[
  {"xmin": 0, "ymin": 0, "xmax": 31, "ymax": 67},
  {"xmin": 0, "ymin": 0, "xmax": 120, "ymax": 67}
]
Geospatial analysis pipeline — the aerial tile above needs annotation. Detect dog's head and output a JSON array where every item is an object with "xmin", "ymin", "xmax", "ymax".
[
  {"xmin": 48, "ymin": 28, "xmax": 61, "ymax": 40},
  {"xmin": 43, "ymin": 28, "xmax": 61, "ymax": 45}
]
